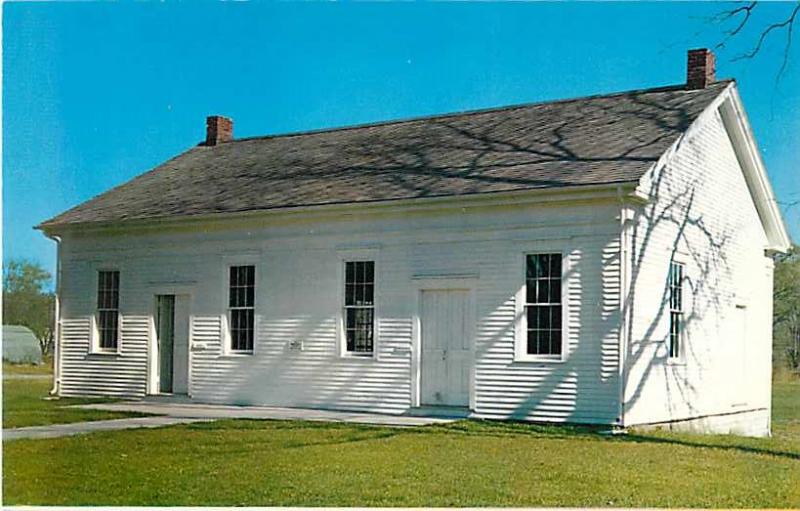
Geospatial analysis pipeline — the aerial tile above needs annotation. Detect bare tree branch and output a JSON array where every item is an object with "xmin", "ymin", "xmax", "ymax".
[
  {"xmin": 707, "ymin": 2, "xmax": 800, "ymax": 84},
  {"xmin": 731, "ymin": 2, "xmax": 800, "ymax": 62},
  {"xmin": 777, "ymin": 6, "xmax": 798, "ymax": 79},
  {"xmin": 714, "ymin": 1, "xmax": 758, "ymax": 50}
]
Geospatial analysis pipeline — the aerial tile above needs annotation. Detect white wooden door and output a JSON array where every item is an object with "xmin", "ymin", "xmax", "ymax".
[
  {"xmin": 420, "ymin": 289, "xmax": 472, "ymax": 407},
  {"xmin": 172, "ymin": 295, "xmax": 190, "ymax": 395},
  {"xmin": 156, "ymin": 295, "xmax": 175, "ymax": 394},
  {"xmin": 155, "ymin": 294, "xmax": 190, "ymax": 395}
]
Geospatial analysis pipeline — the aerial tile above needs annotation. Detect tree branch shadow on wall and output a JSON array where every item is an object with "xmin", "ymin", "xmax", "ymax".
[
  {"xmin": 412, "ymin": 99, "xmax": 740, "ymax": 435},
  {"xmin": 372, "ymin": 100, "xmax": 722, "ymax": 429},
  {"xmin": 621, "ymin": 130, "xmax": 734, "ymax": 423},
  {"xmin": 209, "ymin": 93, "xmax": 749, "ymax": 448},
  {"xmin": 494, "ymin": 113, "xmax": 737, "ymax": 428}
]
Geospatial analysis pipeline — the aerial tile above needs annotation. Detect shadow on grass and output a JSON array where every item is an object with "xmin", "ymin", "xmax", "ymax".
[
  {"xmin": 622, "ymin": 432, "xmax": 800, "ymax": 462},
  {"xmin": 281, "ymin": 429, "xmax": 403, "ymax": 450},
  {"xmin": 446, "ymin": 420, "xmax": 800, "ymax": 462},
  {"xmin": 425, "ymin": 419, "xmax": 609, "ymax": 439},
  {"xmin": 184, "ymin": 417, "xmax": 800, "ymax": 462}
]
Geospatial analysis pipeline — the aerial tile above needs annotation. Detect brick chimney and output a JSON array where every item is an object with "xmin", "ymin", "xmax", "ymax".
[
  {"xmin": 686, "ymin": 48, "xmax": 716, "ymax": 90},
  {"xmin": 205, "ymin": 115, "xmax": 233, "ymax": 146}
]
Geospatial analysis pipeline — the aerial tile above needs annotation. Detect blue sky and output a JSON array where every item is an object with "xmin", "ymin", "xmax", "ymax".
[{"xmin": 4, "ymin": 2, "xmax": 799, "ymax": 279}]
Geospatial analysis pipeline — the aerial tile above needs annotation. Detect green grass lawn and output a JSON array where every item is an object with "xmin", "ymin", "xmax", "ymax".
[
  {"xmin": 2, "ymin": 375, "xmax": 146, "ymax": 429},
  {"xmin": 3, "ymin": 380, "xmax": 799, "ymax": 507},
  {"xmin": 3, "ymin": 359, "xmax": 53, "ymax": 376}
]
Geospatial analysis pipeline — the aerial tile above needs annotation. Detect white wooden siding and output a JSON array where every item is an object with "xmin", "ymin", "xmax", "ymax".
[
  {"xmin": 57, "ymin": 200, "xmax": 623, "ymax": 423},
  {"xmin": 624, "ymin": 92, "xmax": 773, "ymax": 432},
  {"xmin": 473, "ymin": 235, "xmax": 621, "ymax": 423},
  {"xmin": 59, "ymin": 316, "xmax": 148, "ymax": 397}
]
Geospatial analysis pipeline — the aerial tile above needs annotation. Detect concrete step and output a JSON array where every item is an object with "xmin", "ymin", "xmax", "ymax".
[
  {"xmin": 140, "ymin": 394, "xmax": 194, "ymax": 405},
  {"xmin": 405, "ymin": 406, "xmax": 471, "ymax": 419}
]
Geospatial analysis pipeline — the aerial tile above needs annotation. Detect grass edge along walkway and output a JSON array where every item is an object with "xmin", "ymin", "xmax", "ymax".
[{"xmin": 2, "ymin": 381, "xmax": 798, "ymax": 507}]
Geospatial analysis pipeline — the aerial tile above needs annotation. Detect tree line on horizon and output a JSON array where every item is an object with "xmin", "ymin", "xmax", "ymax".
[{"xmin": 3, "ymin": 259, "xmax": 55, "ymax": 358}]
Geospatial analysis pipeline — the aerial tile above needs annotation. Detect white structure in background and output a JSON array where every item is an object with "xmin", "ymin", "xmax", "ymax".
[{"xmin": 2, "ymin": 325, "xmax": 43, "ymax": 365}]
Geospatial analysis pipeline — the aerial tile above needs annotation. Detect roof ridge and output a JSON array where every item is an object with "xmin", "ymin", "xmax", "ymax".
[{"xmin": 223, "ymin": 79, "xmax": 733, "ymax": 144}]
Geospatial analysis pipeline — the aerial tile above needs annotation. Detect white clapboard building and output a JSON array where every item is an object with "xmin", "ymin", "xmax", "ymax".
[{"xmin": 39, "ymin": 49, "xmax": 790, "ymax": 436}]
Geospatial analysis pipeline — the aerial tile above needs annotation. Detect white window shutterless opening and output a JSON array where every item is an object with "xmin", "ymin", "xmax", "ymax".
[
  {"xmin": 525, "ymin": 253, "xmax": 563, "ymax": 358},
  {"xmin": 419, "ymin": 289, "xmax": 472, "ymax": 407},
  {"xmin": 344, "ymin": 261, "xmax": 375, "ymax": 355},
  {"xmin": 228, "ymin": 265, "xmax": 256, "ymax": 353},
  {"xmin": 96, "ymin": 270, "xmax": 120, "ymax": 351},
  {"xmin": 668, "ymin": 261, "xmax": 685, "ymax": 359}
]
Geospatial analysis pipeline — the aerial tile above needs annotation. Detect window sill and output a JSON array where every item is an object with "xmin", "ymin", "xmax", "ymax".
[
  {"xmin": 221, "ymin": 351, "xmax": 255, "ymax": 358},
  {"xmin": 341, "ymin": 352, "xmax": 377, "ymax": 361},
  {"xmin": 88, "ymin": 350, "xmax": 122, "ymax": 358},
  {"xmin": 513, "ymin": 354, "xmax": 565, "ymax": 364}
]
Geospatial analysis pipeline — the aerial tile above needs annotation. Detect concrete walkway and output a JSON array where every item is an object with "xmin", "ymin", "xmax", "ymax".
[
  {"xmin": 77, "ymin": 401, "xmax": 457, "ymax": 427},
  {"xmin": 3, "ymin": 401, "xmax": 456, "ymax": 441},
  {"xmin": 3, "ymin": 416, "xmax": 213, "ymax": 441},
  {"xmin": 2, "ymin": 373, "xmax": 52, "ymax": 380}
]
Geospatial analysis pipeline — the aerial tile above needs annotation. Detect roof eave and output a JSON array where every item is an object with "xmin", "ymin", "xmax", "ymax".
[
  {"xmin": 37, "ymin": 180, "xmax": 641, "ymax": 236},
  {"xmin": 633, "ymin": 80, "xmax": 791, "ymax": 253},
  {"xmin": 720, "ymin": 86, "xmax": 792, "ymax": 252}
]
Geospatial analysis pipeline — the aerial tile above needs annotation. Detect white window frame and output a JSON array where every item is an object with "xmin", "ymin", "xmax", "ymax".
[
  {"xmin": 222, "ymin": 258, "xmax": 258, "ymax": 356},
  {"xmin": 337, "ymin": 248, "xmax": 379, "ymax": 359},
  {"xmin": 667, "ymin": 259, "xmax": 686, "ymax": 363},
  {"xmin": 91, "ymin": 268, "xmax": 122, "ymax": 355},
  {"xmin": 515, "ymin": 250, "xmax": 568, "ymax": 363}
]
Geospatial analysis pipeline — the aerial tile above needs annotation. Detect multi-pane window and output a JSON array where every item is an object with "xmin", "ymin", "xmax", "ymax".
[
  {"xmin": 96, "ymin": 270, "xmax": 120, "ymax": 350},
  {"xmin": 525, "ymin": 254, "xmax": 563, "ymax": 356},
  {"xmin": 344, "ymin": 261, "xmax": 375, "ymax": 354},
  {"xmin": 668, "ymin": 261, "xmax": 684, "ymax": 359},
  {"xmin": 229, "ymin": 265, "xmax": 255, "ymax": 352}
]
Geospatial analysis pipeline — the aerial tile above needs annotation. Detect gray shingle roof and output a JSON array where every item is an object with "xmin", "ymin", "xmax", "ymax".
[{"xmin": 40, "ymin": 81, "xmax": 731, "ymax": 228}]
